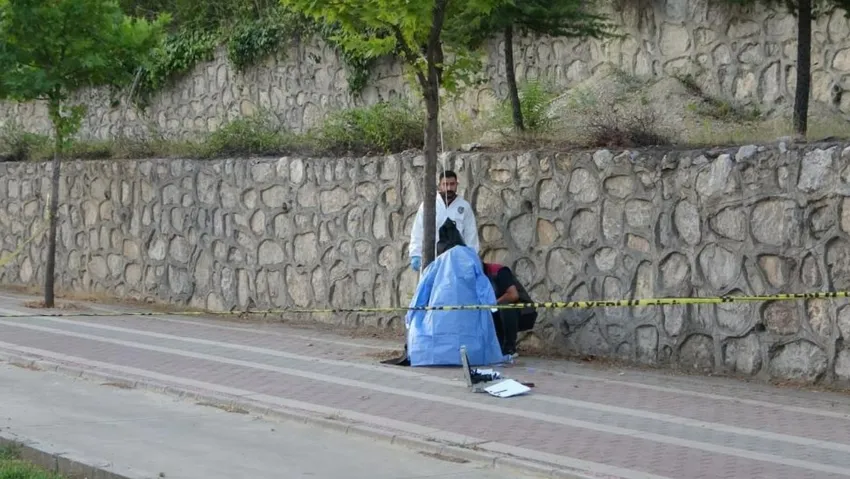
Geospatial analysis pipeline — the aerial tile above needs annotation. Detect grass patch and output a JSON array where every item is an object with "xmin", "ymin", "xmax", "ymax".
[
  {"xmin": 0, "ymin": 445, "xmax": 64, "ymax": 479},
  {"xmin": 0, "ymin": 445, "xmax": 20, "ymax": 461}
]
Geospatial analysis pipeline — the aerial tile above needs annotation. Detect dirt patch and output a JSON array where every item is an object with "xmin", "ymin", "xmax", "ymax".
[
  {"xmin": 100, "ymin": 381, "xmax": 136, "ymax": 390},
  {"xmin": 22, "ymin": 300, "xmax": 83, "ymax": 310},
  {"xmin": 363, "ymin": 349, "xmax": 405, "ymax": 361},
  {"xmin": 196, "ymin": 401, "xmax": 250, "ymax": 414},
  {"xmin": 418, "ymin": 451, "xmax": 470, "ymax": 464},
  {"xmin": 8, "ymin": 361, "xmax": 41, "ymax": 371}
]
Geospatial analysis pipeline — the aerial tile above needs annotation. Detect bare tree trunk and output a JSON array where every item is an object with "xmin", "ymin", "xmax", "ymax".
[
  {"xmin": 793, "ymin": 0, "xmax": 812, "ymax": 138},
  {"xmin": 44, "ymin": 131, "xmax": 61, "ymax": 307},
  {"xmin": 422, "ymin": 87, "xmax": 439, "ymax": 269},
  {"xmin": 419, "ymin": 0, "xmax": 449, "ymax": 270},
  {"xmin": 504, "ymin": 24, "xmax": 524, "ymax": 131}
]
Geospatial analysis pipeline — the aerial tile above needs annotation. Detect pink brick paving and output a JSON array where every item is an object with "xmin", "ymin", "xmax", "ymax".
[
  {"xmin": 0, "ymin": 324, "xmax": 843, "ymax": 479},
  {"xmin": 30, "ymin": 314, "xmax": 850, "ymax": 445},
  {"xmin": 1, "ymin": 305, "xmax": 850, "ymax": 478}
]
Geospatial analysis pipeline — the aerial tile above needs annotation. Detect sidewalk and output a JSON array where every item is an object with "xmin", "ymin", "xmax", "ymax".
[
  {"xmin": 0, "ymin": 359, "xmax": 515, "ymax": 479},
  {"xmin": 1, "ymin": 290, "xmax": 850, "ymax": 479}
]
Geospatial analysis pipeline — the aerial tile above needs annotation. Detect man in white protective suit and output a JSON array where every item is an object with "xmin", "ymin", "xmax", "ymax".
[{"xmin": 408, "ymin": 170, "xmax": 479, "ymax": 272}]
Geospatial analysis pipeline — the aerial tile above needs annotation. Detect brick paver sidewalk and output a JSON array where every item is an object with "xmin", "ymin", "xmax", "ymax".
[{"xmin": 1, "ymin": 291, "xmax": 849, "ymax": 479}]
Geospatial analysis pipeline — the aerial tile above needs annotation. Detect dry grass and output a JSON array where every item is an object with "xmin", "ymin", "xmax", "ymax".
[{"xmin": 465, "ymin": 66, "xmax": 850, "ymax": 150}]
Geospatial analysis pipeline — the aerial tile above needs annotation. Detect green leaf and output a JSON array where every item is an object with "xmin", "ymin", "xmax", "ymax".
[{"xmin": 0, "ymin": 0, "xmax": 167, "ymax": 140}]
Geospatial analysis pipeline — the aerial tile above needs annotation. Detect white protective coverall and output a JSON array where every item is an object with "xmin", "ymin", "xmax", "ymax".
[{"xmin": 408, "ymin": 195, "xmax": 480, "ymax": 260}]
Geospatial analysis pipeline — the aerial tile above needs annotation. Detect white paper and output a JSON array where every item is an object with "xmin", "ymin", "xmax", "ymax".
[{"xmin": 484, "ymin": 379, "xmax": 531, "ymax": 398}]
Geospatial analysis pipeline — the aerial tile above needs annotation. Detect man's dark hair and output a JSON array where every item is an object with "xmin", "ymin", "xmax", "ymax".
[{"xmin": 439, "ymin": 170, "xmax": 458, "ymax": 181}]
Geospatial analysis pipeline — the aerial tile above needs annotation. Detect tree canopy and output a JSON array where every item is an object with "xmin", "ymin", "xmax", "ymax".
[
  {"xmin": 281, "ymin": 0, "xmax": 508, "ymax": 269},
  {"xmin": 0, "ymin": 0, "xmax": 166, "ymax": 306}
]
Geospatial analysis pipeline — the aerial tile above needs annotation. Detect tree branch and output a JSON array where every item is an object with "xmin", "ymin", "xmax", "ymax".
[
  {"xmin": 426, "ymin": 0, "xmax": 449, "ymax": 86},
  {"xmin": 388, "ymin": 22, "xmax": 427, "ymax": 86}
]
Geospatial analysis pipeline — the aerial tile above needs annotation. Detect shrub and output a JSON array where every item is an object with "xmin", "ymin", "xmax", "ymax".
[
  {"xmin": 226, "ymin": 10, "xmax": 309, "ymax": 72},
  {"xmin": 317, "ymin": 101, "xmax": 423, "ymax": 155},
  {"xmin": 0, "ymin": 123, "xmax": 50, "ymax": 162},
  {"xmin": 582, "ymin": 106, "xmax": 672, "ymax": 148},
  {"xmin": 493, "ymin": 80, "xmax": 559, "ymax": 133},
  {"xmin": 198, "ymin": 112, "xmax": 301, "ymax": 158}
]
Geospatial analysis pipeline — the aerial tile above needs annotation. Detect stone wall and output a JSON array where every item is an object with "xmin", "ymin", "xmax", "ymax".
[
  {"xmin": 5, "ymin": 143, "xmax": 850, "ymax": 383},
  {"xmin": 3, "ymin": 0, "xmax": 850, "ymax": 140}
]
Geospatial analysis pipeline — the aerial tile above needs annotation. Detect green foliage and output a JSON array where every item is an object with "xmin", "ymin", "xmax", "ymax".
[
  {"xmin": 493, "ymin": 80, "xmax": 559, "ymax": 133},
  {"xmin": 0, "ymin": 459, "xmax": 64, "ymax": 479},
  {"xmin": 281, "ymin": 0, "xmax": 506, "ymax": 91},
  {"xmin": 446, "ymin": 0, "xmax": 616, "ymax": 48},
  {"xmin": 314, "ymin": 23, "xmax": 378, "ymax": 94},
  {"xmin": 226, "ymin": 10, "xmax": 311, "ymax": 72},
  {"xmin": 0, "ymin": 0, "xmax": 167, "ymax": 102},
  {"xmin": 0, "ymin": 444, "xmax": 20, "ymax": 461},
  {"xmin": 120, "ymin": 0, "xmax": 280, "ymax": 30},
  {"xmin": 0, "ymin": 122, "xmax": 50, "ymax": 162},
  {"xmin": 135, "ymin": 28, "xmax": 217, "ymax": 105},
  {"xmin": 0, "ymin": 446, "xmax": 63, "ymax": 479},
  {"xmin": 0, "ymin": 101, "xmax": 428, "ymax": 161},
  {"xmin": 317, "ymin": 101, "xmax": 424, "ymax": 154},
  {"xmin": 0, "ymin": 0, "xmax": 167, "ymax": 146},
  {"xmin": 121, "ymin": 0, "xmax": 381, "ymax": 100},
  {"xmin": 199, "ymin": 112, "xmax": 301, "ymax": 158}
]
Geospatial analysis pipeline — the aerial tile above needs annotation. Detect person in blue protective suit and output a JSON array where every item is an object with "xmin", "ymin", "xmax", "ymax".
[
  {"xmin": 408, "ymin": 170, "xmax": 479, "ymax": 272},
  {"xmin": 404, "ymin": 229, "xmax": 504, "ymax": 367}
]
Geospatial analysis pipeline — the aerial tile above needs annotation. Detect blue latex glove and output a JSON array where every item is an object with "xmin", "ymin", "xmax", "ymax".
[{"xmin": 410, "ymin": 256, "xmax": 421, "ymax": 271}]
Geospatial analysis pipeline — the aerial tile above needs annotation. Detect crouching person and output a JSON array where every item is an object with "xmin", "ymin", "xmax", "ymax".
[{"xmin": 482, "ymin": 261, "xmax": 538, "ymax": 358}]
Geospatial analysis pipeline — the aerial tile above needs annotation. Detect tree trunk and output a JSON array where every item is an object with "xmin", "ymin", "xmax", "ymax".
[
  {"xmin": 419, "ymin": 0, "xmax": 449, "ymax": 271},
  {"xmin": 504, "ymin": 24, "xmax": 524, "ymax": 131},
  {"xmin": 44, "ymin": 129, "xmax": 61, "ymax": 308},
  {"xmin": 793, "ymin": 0, "xmax": 812, "ymax": 138},
  {"xmin": 421, "ymin": 84, "xmax": 439, "ymax": 269}
]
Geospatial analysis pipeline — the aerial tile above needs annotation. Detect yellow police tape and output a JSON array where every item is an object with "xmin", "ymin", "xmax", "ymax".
[
  {"xmin": 1, "ymin": 290, "xmax": 850, "ymax": 319},
  {"xmin": 0, "ymin": 200, "xmax": 51, "ymax": 270}
]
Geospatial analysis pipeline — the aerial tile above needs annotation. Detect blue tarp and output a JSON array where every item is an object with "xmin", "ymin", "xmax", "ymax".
[{"xmin": 405, "ymin": 246, "xmax": 505, "ymax": 367}]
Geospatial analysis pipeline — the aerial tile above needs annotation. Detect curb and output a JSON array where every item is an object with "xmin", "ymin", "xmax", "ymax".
[
  {"xmin": 0, "ymin": 435, "xmax": 132, "ymax": 479},
  {"xmin": 0, "ymin": 350, "xmax": 600, "ymax": 479}
]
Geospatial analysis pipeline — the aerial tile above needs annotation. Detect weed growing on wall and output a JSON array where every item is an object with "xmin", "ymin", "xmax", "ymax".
[
  {"xmin": 226, "ymin": 10, "xmax": 312, "ymax": 72},
  {"xmin": 134, "ymin": 28, "xmax": 219, "ymax": 107}
]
